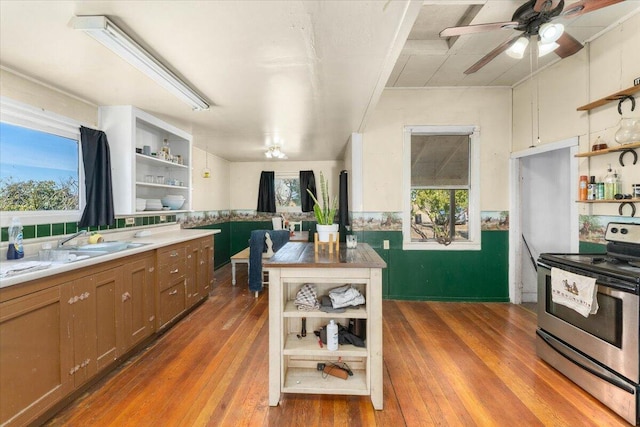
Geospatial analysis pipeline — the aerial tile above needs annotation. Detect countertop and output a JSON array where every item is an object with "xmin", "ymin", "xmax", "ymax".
[
  {"xmin": 264, "ymin": 242, "xmax": 386, "ymax": 269},
  {"xmin": 0, "ymin": 224, "xmax": 220, "ymax": 289}
]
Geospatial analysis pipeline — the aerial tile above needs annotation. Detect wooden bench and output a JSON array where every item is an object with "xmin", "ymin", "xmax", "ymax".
[{"xmin": 230, "ymin": 247, "xmax": 250, "ymax": 285}]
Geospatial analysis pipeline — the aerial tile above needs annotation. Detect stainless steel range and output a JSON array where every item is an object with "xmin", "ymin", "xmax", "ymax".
[{"xmin": 537, "ymin": 222, "xmax": 640, "ymax": 425}]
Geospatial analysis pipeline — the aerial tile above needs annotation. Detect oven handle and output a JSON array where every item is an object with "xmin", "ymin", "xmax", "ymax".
[{"xmin": 536, "ymin": 329, "xmax": 636, "ymax": 394}]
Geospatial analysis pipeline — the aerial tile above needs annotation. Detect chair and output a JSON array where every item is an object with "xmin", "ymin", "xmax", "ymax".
[
  {"xmin": 289, "ymin": 221, "xmax": 303, "ymax": 232},
  {"xmin": 272, "ymin": 217, "xmax": 283, "ymax": 230},
  {"xmin": 249, "ymin": 230, "xmax": 290, "ymax": 297}
]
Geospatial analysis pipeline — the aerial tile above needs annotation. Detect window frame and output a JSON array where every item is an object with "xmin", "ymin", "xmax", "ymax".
[
  {"xmin": 0, "ymin": 97, "xmax": 85, "ymax": 228},
  {"xmin": 402, "ymin": 125, "xmax": 481, "ymax": 251},
  {"xmin": 274, "ymin": 171, "xmax": 302, "ymax": 213}
]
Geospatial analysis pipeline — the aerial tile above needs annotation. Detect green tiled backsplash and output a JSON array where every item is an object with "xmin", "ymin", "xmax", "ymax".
[{"xmin": 1, "ymin": 215, "xmax": 176, "ymax": 242}]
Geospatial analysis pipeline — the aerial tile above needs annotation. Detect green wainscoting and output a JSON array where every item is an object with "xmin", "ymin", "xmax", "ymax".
[
  {"xmin": 196, "ymin": 221, "xmax": 508, "ymax": 302},
  {"xmin": 362, "ymin": 230, "xmax": 509, "ymax": 301}
]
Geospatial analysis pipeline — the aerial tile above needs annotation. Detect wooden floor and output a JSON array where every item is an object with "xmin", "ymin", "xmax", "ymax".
[{"xmin": 46, "ymin": 264, "xmax": 629, "ymax": 426}]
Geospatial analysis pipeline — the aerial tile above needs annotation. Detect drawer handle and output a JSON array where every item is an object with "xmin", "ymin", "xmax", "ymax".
[
  {"xmin": 122, "ymin": 292, "xmax": 131, "ymax": 302},
  {"xmin": 170, "ymin": 251, "xmax": 179, "ymax": 257},
  {"xmin": 148, "ymin": 267, "xmax": 155, "ymax": 273},
  {"xmin": 169, "ymin": 290, "xmax": 178, "ymax": 296},
  {"xmin": 170, "ymin": 268, "xmax": 179, "ymax": 274}
]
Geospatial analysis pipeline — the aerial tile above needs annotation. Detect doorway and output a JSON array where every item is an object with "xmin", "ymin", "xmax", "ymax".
[{"xmin": 509, "ymin": 138, "xmax": 579, "ymax": 303}]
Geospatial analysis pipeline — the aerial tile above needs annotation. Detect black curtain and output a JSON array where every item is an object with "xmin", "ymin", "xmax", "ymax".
[
  {"xmin": 339, "ymin": 170, "xmax": 350, "ymax": 236},
  {"xmin": 257, "ymin": 171, "xmax": 276, "ymax": 213},
  {"xmin": 79, "ymin": 126, "xmax": 115, "ymax": 228},
  {"xmin": 299, "ymin": 170, "xmax": 317, "ymax": 212}
]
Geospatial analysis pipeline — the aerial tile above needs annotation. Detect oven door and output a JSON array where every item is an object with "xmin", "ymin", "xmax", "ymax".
[{"xmin": 537, "ymin": 264, "xmax": 639, "ymax": 383}]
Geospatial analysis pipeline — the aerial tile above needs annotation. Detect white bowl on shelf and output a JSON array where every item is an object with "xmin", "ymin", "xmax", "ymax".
[{"xmin": 161, "ymin": 196, "xmax": 185, "ymax": 210}]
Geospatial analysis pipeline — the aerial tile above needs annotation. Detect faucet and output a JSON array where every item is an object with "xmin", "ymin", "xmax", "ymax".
[{"xmin": 57, "ymin": 230, "xmax": 88, "ymax": 248}]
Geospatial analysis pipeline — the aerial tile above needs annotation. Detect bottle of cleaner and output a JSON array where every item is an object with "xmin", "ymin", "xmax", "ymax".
[
  {"xmin": 327, "ymin": 320, "xmax": 339, "ymax": 351},
  {"xmin": 604, "ymin": 164, "xmax": 615, "ymax": 200},
  {"xmin": 6, "ymin": 217, "xmax": 24, "ymax": 260}
]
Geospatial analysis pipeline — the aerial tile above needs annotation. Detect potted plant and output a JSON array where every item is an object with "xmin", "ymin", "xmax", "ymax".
[{"xmin": 307, "ymin": 172, "xmax": 338, "ymax": 242}]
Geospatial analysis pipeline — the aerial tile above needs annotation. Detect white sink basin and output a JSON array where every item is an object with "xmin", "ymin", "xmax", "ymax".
[{"xmin": 77, "ymin": 241, "xmax": 130, "ymax": 252}]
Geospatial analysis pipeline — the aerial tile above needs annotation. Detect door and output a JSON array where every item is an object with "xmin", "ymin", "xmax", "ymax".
[{"xmin": 512, "ymin": 139, "xmax": 578, "ymax": 303}]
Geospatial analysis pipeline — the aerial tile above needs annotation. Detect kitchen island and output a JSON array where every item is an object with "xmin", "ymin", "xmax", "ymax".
[{"xmin": 264, "ymin": 242, "xmax": 386, "ymax": 409}]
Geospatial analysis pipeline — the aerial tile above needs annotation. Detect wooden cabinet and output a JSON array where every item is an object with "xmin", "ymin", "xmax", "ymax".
[
  {"xmin": 157, "ymin": 243, "xmax": 187, "ymax": 329},
  {"xmin": 99, "ymin": 105, "xmax": 192, "ymax": 215},
  {"xmin": 0, "ymin": 284, "xmax": 73, "ymax": 427},
  {"xmin": 186, "ymin": 236, "xmax": 214, "ymax": 308},
  {"xmin": 119, "ymin": 253, "xmax": 156, "ymax": 354},
  {"xmin": 66, "ymin": 266, "xmax": 122, "ymax": 386},
  {"xmin": 0, "ymin": 234, "xmax": 214, "ymax": 426},
  {"xmin": 265, "ymin": 243, "xmax": 385, "ymax": 410}
]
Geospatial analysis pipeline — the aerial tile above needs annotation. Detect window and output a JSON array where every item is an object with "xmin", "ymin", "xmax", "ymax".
[
  {"xmin": 403, "ymin": 125, "xmax": 480, "ymax": 250},
  {"xmin": 0, "ymin": 97, "xmax": 83, "ymax": 227},
  {"xmin": 274, "ymin": 173, "xmax": 301, "ymax": 212}
]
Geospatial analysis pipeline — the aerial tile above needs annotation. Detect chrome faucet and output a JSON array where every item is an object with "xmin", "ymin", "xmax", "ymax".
[{"xmin": 57, "ymin": 230, "xmax": 88, "ymax": 248}]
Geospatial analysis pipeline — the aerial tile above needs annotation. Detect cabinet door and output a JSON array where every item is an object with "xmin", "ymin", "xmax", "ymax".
[
  {"xmin": 120, "ymin": 255, "xmax": 155, "ymax": 354},
  {"xmin": 0, "ymin": 285, "xmax": 73, "ymax": 426},
  {"xmin": 199, "ymin": 237, "xmax": 214, "ymax": 296},
  {"xmin": 69, "ymin": 267, "xmax": 122, "ymax": 386},
  {"xmin": 186, "ymin": 241, "xmax": 200, "ymax": 307}
]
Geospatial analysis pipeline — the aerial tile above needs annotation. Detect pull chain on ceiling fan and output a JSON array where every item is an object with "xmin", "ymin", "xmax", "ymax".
[{"xmin": 439, "ymin": 0, "xmax": 624, "ymax": 74}]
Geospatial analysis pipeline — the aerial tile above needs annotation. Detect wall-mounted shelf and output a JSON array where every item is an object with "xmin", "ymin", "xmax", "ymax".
[
  {"xmin": 575, "ymin": 142, "xmax": 640, "ymax": 158},
  {"xmin": 577, "ymin": 85, "xmax": 640, "ymax": 111},
  {"xmin": 577, "ymin": 199, "xmax": 639, "ymax": 203}
]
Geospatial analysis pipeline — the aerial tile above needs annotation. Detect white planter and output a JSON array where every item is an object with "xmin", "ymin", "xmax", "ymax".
[{"xmin": 316, "ymin": 224, "xmax": 339, "ymax": 243}]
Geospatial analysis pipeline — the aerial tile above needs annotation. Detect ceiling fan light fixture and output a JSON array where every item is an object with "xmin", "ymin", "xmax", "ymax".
[
  {"xmin": 506, "ymin": 36, "xmax": 529, "ymax": 59},
  {"xmin": 538, "ymin": 41, "xmax": 559, "ymax": 57},
  {"xmin": 539, "ymin": 23, "xmax": 564, "ymax": 44}
]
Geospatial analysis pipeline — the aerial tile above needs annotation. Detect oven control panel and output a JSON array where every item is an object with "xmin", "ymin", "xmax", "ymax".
[{"xmin": 605, "ymin": 222, "xmax": 640, "ymax": 244}]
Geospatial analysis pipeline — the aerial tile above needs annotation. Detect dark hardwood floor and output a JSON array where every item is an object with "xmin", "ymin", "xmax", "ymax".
[{"xmin": 46, "ymin": 264, "xmax": 628, "ymax": 426}]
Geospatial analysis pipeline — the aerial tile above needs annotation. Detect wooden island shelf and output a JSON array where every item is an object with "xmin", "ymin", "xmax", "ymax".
[{"xmin": 264, "ymin": 242, "xmax": 386, "ymax": 409}]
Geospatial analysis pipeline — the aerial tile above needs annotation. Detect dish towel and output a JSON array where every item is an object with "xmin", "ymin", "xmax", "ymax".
[{"xmin": 551, "ymin": 267, "xmax": 598, "ymax": 317}]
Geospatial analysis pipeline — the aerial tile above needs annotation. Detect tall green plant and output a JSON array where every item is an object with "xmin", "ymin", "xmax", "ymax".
[{"xmin": 306, "ymin": 172, "xmax": 338, "ymax": 225}]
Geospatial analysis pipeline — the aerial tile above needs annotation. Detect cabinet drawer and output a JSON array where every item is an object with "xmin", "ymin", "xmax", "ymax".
[
  {"xmin": 158, "ymin": 263, "xmax": 186, "ymax": 291},
  {"xmin": 157, "ymin": 246, "xmax": 186, "ymax": 265},
  {"xmin": 159, "ymin": 282, "xmax": 185, "ymax": 328}
]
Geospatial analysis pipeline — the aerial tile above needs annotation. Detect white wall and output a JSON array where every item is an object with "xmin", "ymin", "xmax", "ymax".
[
  {"xmin": 362, "ymin": 87, "xmax": 512, "ymax": 212},
  {"xmin": 191, "ymin": 147, "xmax": 230, "ymax": 211},
  {"xmin": 513, "ymin": 12, "xmax": 640, "ymax": 216},
  {"xmin": 0, "ymin": 68, "xmax": 97, "ymax": 126},
  {"xmin": 229, "ymin": 160, "xmax": 343, "ymax": 210}
]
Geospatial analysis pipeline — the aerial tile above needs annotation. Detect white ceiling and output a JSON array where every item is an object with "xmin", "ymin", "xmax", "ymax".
[{"xmin": 1, "ymin": 1, "xmax": 639, "ymax": 162}]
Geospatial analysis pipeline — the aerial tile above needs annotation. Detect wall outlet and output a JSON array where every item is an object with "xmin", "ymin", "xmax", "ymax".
[
  {"xmin": 125, "ymin": 217, "xmax": 135, "ymax": 226},
  {"xmin": 383, "ymin": 240, "xmax": 389, "ymax": 250},
  {"xmin": 159, "ymin": 215, "xmax": 166, "ymax": 223}
]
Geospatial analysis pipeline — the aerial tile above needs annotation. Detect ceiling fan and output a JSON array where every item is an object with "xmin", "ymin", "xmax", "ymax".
[{"xmin": 439, "ymin": 0, "xmax": 624, "ymax": 74}]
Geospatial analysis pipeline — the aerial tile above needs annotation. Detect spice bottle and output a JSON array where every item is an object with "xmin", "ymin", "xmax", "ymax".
[
  {"xmin": 604, "ymin": 165, "xmax": 615, "ymax": 200},
  {"xmin": 587, "ymin": 176, "xmax": 596, "ymax": 200},
  {"xmin": 579, "ymin": 175, "xmax": 588, "ymax": 201}
]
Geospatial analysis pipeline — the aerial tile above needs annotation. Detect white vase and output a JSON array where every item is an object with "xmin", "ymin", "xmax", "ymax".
[{"xmin": 316, "ymin": 224, "xmax": 339, "ymax": 243}]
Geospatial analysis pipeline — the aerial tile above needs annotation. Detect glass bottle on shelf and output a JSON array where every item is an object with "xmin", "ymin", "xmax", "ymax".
[
  {"xmin": 160, "ymin": 138, "xmax": 171, "ymax": 161},
  {"xmin": 603, "ymin": 164, "xmax": 615, "ymax": 200}
]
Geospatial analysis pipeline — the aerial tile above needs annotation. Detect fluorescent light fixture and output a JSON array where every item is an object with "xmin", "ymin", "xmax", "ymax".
[
  {"xmin": 71, "ymin": 15, "xmax": 209, "ymax": 111},
  {"xmin": 538, "ymin": 41, "xmax": 559, "ymax": 57},
  {"xmin": 506, "ymin": 36, "xmax": 529, "ymax": 59}
]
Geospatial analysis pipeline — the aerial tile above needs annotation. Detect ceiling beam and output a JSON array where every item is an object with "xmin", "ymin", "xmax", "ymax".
[{"xmin": 401, "ymin": 40, "xmax": 449, "ymax": 55}]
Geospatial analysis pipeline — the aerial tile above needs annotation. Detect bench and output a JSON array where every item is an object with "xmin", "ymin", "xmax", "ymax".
[{"xmin": 230, "ymin": 247, "xmax": 250, "ymax": 285}]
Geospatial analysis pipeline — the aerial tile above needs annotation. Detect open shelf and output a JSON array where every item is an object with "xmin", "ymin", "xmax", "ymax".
[
  {"xmin": 283, "ymin": 334, "xmax": 367, "ymax": 357},
  {"xmin": 283, "ymin": 367, "xmax": 368, "ymax": 395},
  {"xmin": 574, "ymin": 142, "xmax": 640, "ymax": 158},
  {"xmin": 283, "ymin": 301, "xmax": 367, "ymax": 318},
  {"xmin": 577, "ymin": 85, "xmax": 640, "ymax": 111}
]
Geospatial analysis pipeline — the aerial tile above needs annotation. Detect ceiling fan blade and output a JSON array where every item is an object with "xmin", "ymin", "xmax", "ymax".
[
  {"xmin": 562, "ymin": 0, "xmax": 624, "ymax": 17},
  {"xmin": 554, "ymin": 32, "xmax": 584, "ymax": 58},
  {"xmin": 440, "ymin": 21, "xmax": 519, "ymax": 37},
  {"xmin": 464, "ymin": 36, "xmax": 521, "ymax": 74},
  {"xmin": 533, "ymin": 0, "xmax": 563, "ymax": 12}
]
